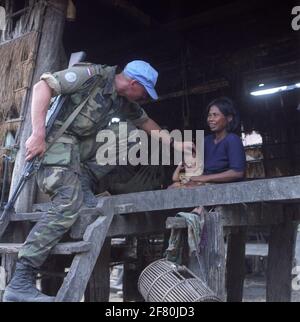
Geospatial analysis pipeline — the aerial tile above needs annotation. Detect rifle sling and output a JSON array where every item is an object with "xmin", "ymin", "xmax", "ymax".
[{"xmin": 46, "ymin": 78, "xmax": 101, "ymax": 152}]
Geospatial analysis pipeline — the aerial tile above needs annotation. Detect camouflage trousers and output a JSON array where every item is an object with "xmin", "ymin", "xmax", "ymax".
[{"xmin": 18, "ymin": 122, "xmax": 139, "ymax": 268}]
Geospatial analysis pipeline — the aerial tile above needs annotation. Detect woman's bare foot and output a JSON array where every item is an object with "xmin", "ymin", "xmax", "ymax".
[{"xmin": 191, "ymin": 206, "xmax": 203, "ymax": 215}]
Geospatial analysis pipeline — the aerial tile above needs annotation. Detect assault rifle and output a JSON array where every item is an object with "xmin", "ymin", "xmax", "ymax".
[{"xmin": 0, "ymin": 51, "xmax": 86, "ymax": 238}]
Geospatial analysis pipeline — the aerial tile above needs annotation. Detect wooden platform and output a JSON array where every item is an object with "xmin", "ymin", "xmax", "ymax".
[
  {"xmin": 1, "ymin": 175, "xmax": 300, "ymax": 302},
  {"xmin": 0, "ymin": 241, "xmax": 91, "ymax": 255}
]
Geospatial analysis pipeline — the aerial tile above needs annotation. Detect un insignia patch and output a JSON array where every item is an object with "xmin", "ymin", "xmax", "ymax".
[{"xmin": 65, "ymin": 72, "xmax": 77, "ymax": 83}]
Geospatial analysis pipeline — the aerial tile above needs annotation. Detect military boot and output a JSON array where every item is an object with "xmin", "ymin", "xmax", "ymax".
[{"xmin": 3, "ymin": 261, "xmax": 55, "ymax": 302}]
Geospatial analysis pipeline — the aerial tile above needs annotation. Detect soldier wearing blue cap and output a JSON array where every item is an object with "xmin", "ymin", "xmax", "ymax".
[
  {"xmin": 4, "ymin": 60, "xmax": 193, "ymax": 302},
  {"xmin": 122, "ymin": 60, "xmax": 158, "ymax": 100}
]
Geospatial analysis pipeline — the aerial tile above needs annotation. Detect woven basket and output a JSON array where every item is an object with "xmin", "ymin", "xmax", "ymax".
[{"xmin": 138, "ymin": 259, "xmax": 222, "ymax": 302}]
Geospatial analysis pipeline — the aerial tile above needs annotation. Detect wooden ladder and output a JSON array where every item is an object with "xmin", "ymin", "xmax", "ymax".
[{"xmin": 0, "ymin": 197, "xmax": 116, "ymax": 302}]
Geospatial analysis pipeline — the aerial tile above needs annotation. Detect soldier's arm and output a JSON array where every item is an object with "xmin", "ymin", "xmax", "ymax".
[
  {"xmin": 25, "ymin": 80, "xmax": 52, "ymax": 161},
  {"xmin": 139, "ymin": 118, "xmax": 195, "ymax": 153},
  {"xmin": 25, "ymin": 64, "xmax": 101, "ymax": 161}
]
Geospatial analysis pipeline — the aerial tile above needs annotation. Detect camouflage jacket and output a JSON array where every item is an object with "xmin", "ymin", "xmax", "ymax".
[{"xmin": 41, "ymin": 63, "xmax": 149, "ymax": 138}]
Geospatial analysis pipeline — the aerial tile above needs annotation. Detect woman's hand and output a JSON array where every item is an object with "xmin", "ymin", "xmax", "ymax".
[
  {"xmin": 173, "ymin": 141, "xmax": 195, "ymax": 155},
  {"xmin": 172, "ymin": 161, "xmax": 185, "ymax": 182}
]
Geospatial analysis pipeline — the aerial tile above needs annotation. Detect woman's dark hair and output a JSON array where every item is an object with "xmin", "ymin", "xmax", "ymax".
[{"xmin": 206, "ymin": 96, "xmax": 240, "ymax": 132}]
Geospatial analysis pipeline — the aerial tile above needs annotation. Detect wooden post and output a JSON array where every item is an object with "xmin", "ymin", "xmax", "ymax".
[
  {"xmin": 226, "ymin": 226, "xmax": 247, "ymax": 302},
  {"xmin": 188, "ymin": 211, "xmax": 226, "ymax": 300},
  {"xmin": 203, "ymin": 211, "xmax": 226, "ymax": 300},
  {"xmin": 123, "ymin": 236, "xmax": 144, "ymax": 302},
  {"xmin": 167, "ymin": 210, "xmax": 226, "ymax": 300},
  {"xmin": 266, "ymin": 205, "xmax": 298, "ymax": 302},
  {"xmin": 10, "ymin": 0, "xmax": 68, "ymax": 214},
  {"xmin": 85, "ymin": 238, "xmax": 111, "ymax": 302}
]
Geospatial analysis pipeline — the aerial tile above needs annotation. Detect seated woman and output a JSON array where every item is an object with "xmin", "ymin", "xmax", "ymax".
[
  {"xmin": 165, "ymin": 97, "xmax": 246, "ymax": 265},
  {"xmin": 170, "ymin": 96, "xmax": 246, "ymax": 187}
]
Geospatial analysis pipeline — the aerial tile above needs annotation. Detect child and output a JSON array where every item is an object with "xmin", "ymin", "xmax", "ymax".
[{"xmin": 169, "ymin": 153, "xmax": 204, "ymax": 188}]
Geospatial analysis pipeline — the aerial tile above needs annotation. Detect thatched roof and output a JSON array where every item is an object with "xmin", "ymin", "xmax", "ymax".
[{"xmin": 0, "ymin": 0, "xmax": 45, "ymax": 182}]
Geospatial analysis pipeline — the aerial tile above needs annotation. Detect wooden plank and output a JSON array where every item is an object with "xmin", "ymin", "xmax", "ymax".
[
  {"xmin": 97, "ymin": 176, "xmax": 300, "ymax": 213},
  {"xmin": 55, "ymin": 199, "xmax": 115, "ymax": 302},
  {"xmin": 0, "ymin": 241, "xmax": 91, "ymax": 255},
  {"xmin": 266, "ymin": 206, "xmax": 298, "ymax": 302},
  {"xmin": 10, "ymin": 209, "xmax": 171, "ymax": 239},
  {"xmin": 11, "ymin": 208, "xmax": 99, "ymax": 222},
  {"xmin": 33, "ymin": 176, "xmax": 300, "ymax": 214},
  {"xmin": 226, "ymin": 227, "xmax": 247, "ymax": 302}
]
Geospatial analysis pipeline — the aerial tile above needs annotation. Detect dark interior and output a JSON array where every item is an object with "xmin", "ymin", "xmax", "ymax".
[{"xmin": 62, "ymin": 0, "xmax": 300, "ymax": 178}]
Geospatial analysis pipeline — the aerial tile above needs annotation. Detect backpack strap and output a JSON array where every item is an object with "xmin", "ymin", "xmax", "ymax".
[{"xmin": 46, "ymin": 77, "xmax": 101, "ymax": 152}]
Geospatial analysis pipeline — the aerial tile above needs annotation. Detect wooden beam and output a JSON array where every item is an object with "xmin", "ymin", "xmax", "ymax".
[
  {"xmin": 226, "ymin": 227, "xmax": 247, "ymax": 302},
  {"xmin": 164, "ymin": 0, "xmax": 269, "ymax": 31},
  {"xmin": 142, "ymin": 79, "xmax": 229, "ymax": 104},
  {"xmin": 14, "ymin": 203, "xmax": 287, "ymax": 241},
  {"xmin": 0, "ymin": 241, "xmax": 91, "ymax": 255},
  {"xmin": 33, "ymin": 176, "xmax": 300, "ymax": 216},
  {"xmin": 266, "ymin": 205, "xmax": 298, "ymax": 302},
  {"xmin": 100, "ymin": 0, "xmax": 158, "ymax": 27},
  {"xmin": 96, "ymin": 176, "xmax": 300, "ymax": 213}
]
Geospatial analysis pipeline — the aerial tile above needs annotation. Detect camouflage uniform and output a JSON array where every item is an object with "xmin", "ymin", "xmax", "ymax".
[{"xmin": 18, "ymin": 64, "xmax": 149, "ymax": 268}]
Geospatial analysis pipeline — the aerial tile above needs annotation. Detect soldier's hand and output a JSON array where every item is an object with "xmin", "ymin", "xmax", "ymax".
[
  {"xmin": 173, "ymin": 141, "xmax": 195, "ymax": 154},
  {"xmin": 25, "ymin": 133, "xmax": 46, "ymax": 161}
]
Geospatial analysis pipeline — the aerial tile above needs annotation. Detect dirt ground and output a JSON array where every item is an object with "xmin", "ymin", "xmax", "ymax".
[{"xmin": 109, "ymin": 273, "xmax": 300, "ymax": 302}]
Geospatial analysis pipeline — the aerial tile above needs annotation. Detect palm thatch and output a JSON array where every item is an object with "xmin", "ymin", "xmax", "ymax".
[
  {"xmin": 0, "ymin": 31, "xmax": 39, "ymax": 182},
  {"xmin": 0, "ymin": 31, "xmax": 38, "ymax": 119}
]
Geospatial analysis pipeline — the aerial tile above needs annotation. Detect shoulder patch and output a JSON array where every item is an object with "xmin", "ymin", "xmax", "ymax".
[
  {"xmin": 64, "ymin": 72, "xmax": 77, "ymax": 83},
  {"xmin": 86, "ymin": 65, "xmax": 99, "ymax": 76}
]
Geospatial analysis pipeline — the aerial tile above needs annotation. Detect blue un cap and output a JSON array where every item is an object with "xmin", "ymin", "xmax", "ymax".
[{"xmin": 123, "ymin": 60, "xmax": 158, "ymax": 100}]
